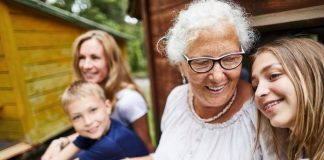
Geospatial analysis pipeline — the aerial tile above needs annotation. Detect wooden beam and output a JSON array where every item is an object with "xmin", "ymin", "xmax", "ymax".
[
  {"xmin": 0, "ymin": 142, "xmax": 32, "ymax": 160},
  {"xmin": 250, "ymin": 5, "xmax": 324, "ymax": 27}
]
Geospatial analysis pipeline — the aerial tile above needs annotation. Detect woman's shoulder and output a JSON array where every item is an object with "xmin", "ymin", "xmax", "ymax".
[
  {"xmin": 115, "ymin": 88, "xmax": 146, "ymax": 106},
  {"xmin": 116, "ymin": 88, "xmax": 143, "ymax": 99},
  {"xmin": 167, "ymin": 84, "xmax": 189, "ymax": 99},
  {"xmin": 112, "ymin": 88, "xmax": 148, "ymax": 124},
  {"xmin": 161, "ymin": 84, "xmax": 189, "ymax": 131}
]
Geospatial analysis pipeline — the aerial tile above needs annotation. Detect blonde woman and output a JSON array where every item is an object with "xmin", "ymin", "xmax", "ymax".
[{"xmin": 251, "ymin": 37, "xmax": 324, "ymax": 159}]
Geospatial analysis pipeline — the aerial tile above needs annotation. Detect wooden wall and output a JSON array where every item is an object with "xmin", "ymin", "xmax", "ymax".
[
  {"xmin": 140, "ymin": 0, "xmax": 324, "ymax": 138},
  {"xmin": 140, "ymin": 0, "xmax": 190, "ymax": 138},
  {"xmin": 0, "ymin": 1, "xmax": 84, "ymax": 143},
  {"xmin": 0, "ymin": 1, "xmax": 128, "ymax": 144}
]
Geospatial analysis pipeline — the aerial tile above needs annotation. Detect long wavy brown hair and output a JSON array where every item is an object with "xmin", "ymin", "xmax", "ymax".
[
  {"xmin": 252, "ymin": 37, "xmax": 324, "ymax": 160},
  {"xmin": 72, "ymin": 30, "xmax": 143, "ymax": 107}
]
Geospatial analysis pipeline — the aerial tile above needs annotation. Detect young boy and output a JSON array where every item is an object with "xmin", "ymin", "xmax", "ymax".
[{"xmin": 47, "ymin": 81, "xmax": 149, "ymax": 160}]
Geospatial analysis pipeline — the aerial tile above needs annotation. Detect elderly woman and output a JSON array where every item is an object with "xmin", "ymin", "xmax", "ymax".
[
  {"xmin": 128, "ymin": 1, "xmax": 287, "ymax": 160},
  {"xmin": 147, "ymin": 0, "xmax": 288, "ymax": 160}
]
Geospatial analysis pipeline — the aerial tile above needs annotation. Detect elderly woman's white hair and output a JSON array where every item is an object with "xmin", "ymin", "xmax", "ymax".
[{"xmin": 163, "ymin": 0, "xmax": 256, "ymax": 64}]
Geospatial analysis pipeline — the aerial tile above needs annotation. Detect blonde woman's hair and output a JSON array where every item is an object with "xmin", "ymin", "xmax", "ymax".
[
  {"xmin": 61, "ymin": 81, "xmax": 106, "ymax": 112},
  {"xmin": 72, "ymin": 30, "xmax": 143, "ymax": 106},
  {"xmin": 252, "ymin": 37, "xmax": 324, "ymax": 160}
]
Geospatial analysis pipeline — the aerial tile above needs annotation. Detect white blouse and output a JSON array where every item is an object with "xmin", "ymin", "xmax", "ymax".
[
  {"xmin": 110, "ymin": 88, "xmax": 148, "ymax": 127},
  {"xmin": 153, "ymin": 84, "xmax": 286, "ymax": 160}
]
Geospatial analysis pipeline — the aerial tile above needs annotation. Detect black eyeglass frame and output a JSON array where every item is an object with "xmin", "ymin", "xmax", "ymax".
[{"xmin": 183, "ymin": 47, "xmax": 245, "ymax": 73}]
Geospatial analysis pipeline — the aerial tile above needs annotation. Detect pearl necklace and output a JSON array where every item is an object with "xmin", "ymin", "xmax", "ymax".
[{"xmin": 189, "ymin": 89, "xmax": 237, "ymax": 123}]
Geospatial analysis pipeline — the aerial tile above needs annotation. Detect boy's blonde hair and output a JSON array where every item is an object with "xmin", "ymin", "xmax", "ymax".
[{"xmin": 61, "ymin": 81, "xmax": 106, "ymax": 112}]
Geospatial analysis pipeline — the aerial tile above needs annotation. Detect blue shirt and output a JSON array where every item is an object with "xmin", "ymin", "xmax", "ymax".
[{"xmin": 73, "ymin": 119, "xmax": 149, "ymax": 160}]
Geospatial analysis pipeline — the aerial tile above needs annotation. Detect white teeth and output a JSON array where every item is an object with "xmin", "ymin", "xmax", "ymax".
[
  {"xmin": 207, "ymin": 86, "xmax": 224, "ymax": 91},
  {"xmin": 264, "ymin": 101, "xmax": 280, "ymax": 110}
]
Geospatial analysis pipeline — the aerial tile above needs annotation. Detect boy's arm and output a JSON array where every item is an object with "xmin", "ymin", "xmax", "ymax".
[
  {"xmin": 51, "ymin": 143, "xmax": 80, "ymax": 160},
  {"xmin": 41, "ymin": 133, "xmax": 79, "ymax": 160}
]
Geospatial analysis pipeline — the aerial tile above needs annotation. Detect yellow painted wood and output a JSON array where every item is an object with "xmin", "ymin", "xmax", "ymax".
[
  {"xmin": 0, "ymin": 119, "xmax": 23, "ymax": 134},
  {"xmin": 30, "ymin": 116, "xmax": 71, "ymax": 144},
  {"xmin": 23, "ymin": 60, "xmax": 72, "ymax": 80},
  {"xmin": 120, "ymin": 41, "xmax": 128, "ymax": 60},
  {"xmin": 0, "ymin": 57, "xmax": 9, "ymax": 72},
  {"xmin": 0, "ymin": 104, "xmax": 18, "ymax": 119},
  {"xmin": 28, "ymin": 102, "xmax": 71, "ymax": 143},
  {"xmin": 11, "ymin": 13, "xmax": 82, "ymax": 33},
  {"xmin": 0, "ymin": 73, "xmax": 12, "ymax": 88},
  {"xmin": 0, "ymin": 0, "xmax": 127, "ymax": 145},
  {"xmin": 7, "ymin": 1, "xmax": 84, "ymax": 143},
  {"xmin": 19, "ymin": 48, "xmax": 72, "ymax": 64},
  {"xmin": 29, "ymin": 88, "xmax": 64, "ymax": 112},
  {"xmin": 0, "ymin": 1, "xmax": 27, "ymax": 141},
  {"xmin": 34, "ymin": 103, "xmax": 67, "ymax": 127},
  {"xmin": 0, "ymin": 89, "xmax": 16, "ymax": 105},
  {"xmin": 7, "ymin": 2, "xmax": 25, "ymax": 14},
  {"xmin": 26, "ymin": 73, "xmax": 72, "ymax": 96},
  {"xmin": 0, "ymin": 39, "xmax": 3, "ymax": 56},
  {"xmin": 0, "ymin": 142, "xmax": 32, "ymax": 160},
  {"xmin": 0, "ymin": 86, "xmax": 18, "ymax": 119},
  {"xmin": 14, "ymin": 32, "xmax": 78, "ymax": 48}
]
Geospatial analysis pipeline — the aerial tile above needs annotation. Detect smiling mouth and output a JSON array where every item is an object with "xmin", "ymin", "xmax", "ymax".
[
  {"xmin": 83, "ymin": 72, "xmax": 97, "ymax": 78},
  {"xmin": 263, "ymin": 99, "xmax": 283, "ymax": 111},
  {"xmin": 206, "ymin": 85, "xmax": 225, "ymax": 93},
  {"xmin": 87, "ymin": 126, "xmax": 99, "ymax": 133}
]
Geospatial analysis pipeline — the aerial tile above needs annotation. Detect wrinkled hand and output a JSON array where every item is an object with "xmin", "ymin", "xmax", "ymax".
[{"xmin": 41, "ymin": 137, "xmax": 69, "ymax": 160}]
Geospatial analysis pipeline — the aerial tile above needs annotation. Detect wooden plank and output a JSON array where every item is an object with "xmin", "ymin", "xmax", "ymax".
[
  {"xmin": 0, "ymin": 0, "xmax": 33, "ymax": 135},
  {"xmin": 29, "ymin": 88, "xmax": 65, "ymax": 112},
  {"xmin": 245, "ymin": 0, "xmax": 324, "ymax": 16},
  {"xmin": 0, "ymin": 142, "xmax": 32, "ymax": 160},
  {"xmin": 0, "ymin": 89, "xmax": 16, "ymax": 105},
  {"xmin": 29, "ymin": 114, "xmax": 71, "ymax": 144},
  {"xmin": 11, "ymin": 13, "xmax": 82, "ymax": 33},
  {"xmin": 34, "ymin": 103, "xmax": 67, "ymax": 128},
  {"xmin": 0, "ymin": 73, "xmax": 12, "ymax": 88},
  {"xmin": 23, "ymin": 60, "xmax": 72, "ymax": 80},
  {"xmin": 0, "ymin": 104, "xmax": 18, "ymax": 119},
  {"xmin": 0, "ymin": 90, "xmax": 16, "ymax": 115},
  {"xmin": 7, "ymin": 2, "xmax": 26, "ymax": 14},
  {"xmin": 0, "ymin": 134, "xmax": 23, "ymax": 144},
  {"xmin": 149, "ymin": 0, "xmax": 189, "ymax": 13},
  {"xmin": 19, "ymin": 48, "xmax": 72, "ymax": 64},
  {"xmin": 0, "ymin": 57, "xmax": 9, "ymax": 72},
  {"xmin": 26, "ymin": 73, "xmax": 72, "ymax": 96},
  {"xmin": 250, "ymin": 5, "xmax": 324, "ymax": 27},
  {"xmin": 0, "ymin": 38, "xmax": 3, "ymax": 56},
  {"xmin": 14, "ymin": 31, "xmax": 79, "ymax": 48},
  {"xmin": 151, "ymin": 8, "xmax": 178, "ymax": 38},
  {"xmin": 0, "ymin": 119, "xmax": 22, "ymax": 133},
  {"xmin": 0, "ymin": 90, "xmax": 17, "ymax": 119}
]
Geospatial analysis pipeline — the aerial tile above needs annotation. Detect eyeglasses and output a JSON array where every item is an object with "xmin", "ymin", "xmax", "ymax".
[{"xmin": 183, "ymin": 48, "xmax": 245, "ymax": 73}]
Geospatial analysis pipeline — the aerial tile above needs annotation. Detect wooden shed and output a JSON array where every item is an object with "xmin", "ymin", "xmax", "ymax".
[
  {"xmin": 0, "ymin": 0, "xmax": 131, "ymax": 155},
  {"xmin": 129, "ymin": 0, "xmax": 324, "ymax": 139}
]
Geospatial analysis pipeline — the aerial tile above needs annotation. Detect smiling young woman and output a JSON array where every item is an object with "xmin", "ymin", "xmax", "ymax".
[{"xmin": 251, "ymin": 37, "xmax": 324, "ymax": 160}]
